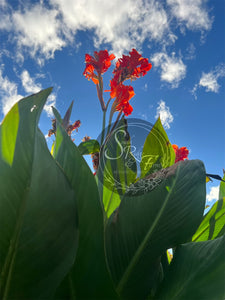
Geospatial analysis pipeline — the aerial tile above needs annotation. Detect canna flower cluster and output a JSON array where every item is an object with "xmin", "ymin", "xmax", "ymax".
[
  {"xmin": 110, "ymin": 49, "xmax": 152, "ymax": 116},
  {"xmin": 83, "ymin": 50, "xmax": 115, "ymax": 84},
  {"xmin": 83, "ymin": 48, "xmax": 152, "ymax": 116}
]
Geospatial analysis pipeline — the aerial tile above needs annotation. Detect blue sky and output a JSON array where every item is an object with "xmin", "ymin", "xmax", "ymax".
[{"xmin": 0, "ymin": 0, "xmax": 224, "ymax": 205}]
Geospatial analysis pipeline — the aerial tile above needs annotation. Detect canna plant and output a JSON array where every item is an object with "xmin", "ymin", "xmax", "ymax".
[{"xmin": 0, "ymin": 49, "xmax": 224, "ymax": 300}]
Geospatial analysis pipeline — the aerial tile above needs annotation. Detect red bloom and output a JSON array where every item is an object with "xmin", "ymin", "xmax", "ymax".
[
  {"xmin": 112, "ymin": 48, "xmax": 152, "ymax": 84},
  {"xmin": 118, "ymin": 101, "xmax": 133, "ymax": 116},
  {"xmin": 111, "ymin": 83, "xmax": 135, "ymax": 116},
  {"xmin": 172, "ymin": 144, "xmax": 189, "ymax": 163},
  {"xmin": 83, "ymin": 50, "xmax": 115, "ymax": 84}
]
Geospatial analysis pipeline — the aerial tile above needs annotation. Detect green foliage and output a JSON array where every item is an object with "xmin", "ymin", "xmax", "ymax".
[
  {"xmin": 97, "ymin": 117, "xmax": 137, "ymax": 217},
  {"xmin": 140, "ymin": 117, "xmax": 175, "ymax": 178},
  {"xmin": 105, "ymin": 160, "xmax": 206, "ymax": 299},
  {"xmin": 78, "ymin": 139, "xmax": 100, "ymax": 155},
  {"xmin": 192, "ymin": 174, "xmax": 225, "ymax": 241},
  {"xmin": 155, "ymin": 235, "xmax": 225, "ymax": 300},
  {"xmin": 52, "ymin": 107, "xmax": 117, "ymax": 299},
  {"xmin": 0, "ymin": 89, "xmax": 224, "ymax": 300},
  {"xmin": 0, "ymin": 89, "xmax": 78, "ymax": 299}
]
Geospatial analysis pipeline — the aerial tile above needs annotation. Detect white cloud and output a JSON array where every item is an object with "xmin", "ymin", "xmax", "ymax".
[
  {"xmin": 21, "ymin": 70, "xmax": 42, "ymax": 94},
  {"xmin": 155, "ymin": 100, "xmax": 174, "ymax": 129},
  {"xmin": 51, "ymin": 0, "xmax": 171, "ymax": 58},
  {"xmin": 206, "ymin": 185, "xmax": 219, "ymax": 202},
  {"xmin": 199, "ymin": 64, "xmax": 225, "ymax": 92},
  {"xmin": 0, "ymin": 67, "xmax": 23, "ymax": 116},
  {"xmin": 199, "ymin": 72, "xmax": 220, "ymax": 93},
  {"xmin": 12, "ymin": 3, "xmax": 66, "ymax": 64},
  {"xmin": 167, "ymin": 0, "xmax": 212, "ymax": 31},
  {"xmin": 0, "ymin": 0, "xmax": 172, "ymax": 63},
  {"xmin": 151, "ymin": 52, "xmax": 186, "ymax": 88},
  {"xmin": 43, "ymin": 93, "xmax": 56, "ymax": 117},
  {"xmin": 0, "ymin": 0, "xmax": 213, "ymax": 65},
  {"xmin": 0, "ymin": 67, "xmax": 55, "ymax": 117},
  {"xmin": 0, "ymin": 0, "xmax": 6, "ymax": 7},
  {"xmin": 192, "ymin": 63, "xmax": 225, "ymax": 98},
  {"xmin": 20, "ymin": 70, "xmax": 56, "ymax": 116}
]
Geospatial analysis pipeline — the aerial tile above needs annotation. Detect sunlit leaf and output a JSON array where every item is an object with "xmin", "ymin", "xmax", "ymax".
[
  {"xmin": 192, "ymin": 198, "xmax": 225, "ymax": 241},
  {"xmin": 0, "ymin": 88, "xmax": 79, "ymax": 299},
  {"xmin": 1, "ymin": 103, "xmax": 19, "ymax": 166},
  {"xmin": 140, "ymin": 117, "xmax": 175, "ymax": 178},
  {"xmin": 78, "ymin": 139, "xmax": 100, "ymax": 155},
  {"xmin": 97, "ymin": 117, "xmax": 137, "ymax": 218}
]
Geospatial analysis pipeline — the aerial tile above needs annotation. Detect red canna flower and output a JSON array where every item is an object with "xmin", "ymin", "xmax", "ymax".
[
  {"xmin": 111, "ymin": 83, "xmax": 135, "ymax": 116},
  {"xmin": 172, "ymin": 144, "xmax": 189, "ymax": 163},
  {"xmin": 83, "ymin": 50, "xmax": 115, "ymax": 84},
  {"xmin": 109, "ymin": 49, "xmax": 152, "ymax": 117},
  {"xmin": 112, "ymin": 48, "xmax": 152, "ymax": 84},
  {"xmin": 118, "ymin": 101, "xmax": 133, "ymax": 116}
]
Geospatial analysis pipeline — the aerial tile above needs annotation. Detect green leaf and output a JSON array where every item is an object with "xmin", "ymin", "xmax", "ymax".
[
  {"xmin": 52, "ymin": 108, "xmax": 118, "ymax": 299},
  {"xmin": 62, "ymin": 101, "xmax": 74, "ymax": 129},
  {"xmin": 192, "ymin": 198, "xmax": 225, "ymax": 241},
  {"xmin": 140, "ymin": 117, "xmax": 175, "ymax": 178},
  {"xmin": 1, "ymin": 103, "xmax": 19, "ymax": 166},
  {"xmin": 0, "ymin": 89, "xmax": 79, "ymax": 299},
  {"xmin": 77, "ymin": 139, "xmax": 100, "ymax": 155},
  {"xmin": 219, "ymin": 172, "xmax": 225, "ymax": 200},
  {"xmin": 98, "ymin": 180, "xmax": 121, "ymax": 219},
  {"xmin": 105, "ymin": 160, "xmax": 206, "ymax": 299},
  {"xmin": 97, "ymin": 118, "xmax": 137, "ymax": 217},
  {"xmin": 155, "ymin": 234, "xmax": 225, "ymax": 300}
]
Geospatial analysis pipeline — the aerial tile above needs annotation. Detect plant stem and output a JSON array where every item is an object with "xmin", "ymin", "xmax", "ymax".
[{"xmin": 101, "ymin": 109, "xmax": 106, "ymax": 145}]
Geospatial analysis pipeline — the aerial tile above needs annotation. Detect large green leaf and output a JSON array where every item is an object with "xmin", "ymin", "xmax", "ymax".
[
  {"xmin": 192, "ymin": 172, "xmax": 225, "ymax": 242},
  {"xmin": 0, "ymin": 89, "xmax": 79, "ymax": 299},
  {"xmin": 219, "ymin": 172, "xmax": 225, "ymax": 200},
  {"xmin": 192, "ymin": 198, "xmax": 225, "ymax": 241},
  {"xmin": 77, "ymin": 139, "xmax": 100, "ymax": 155},
  {"xmin": 98, "ymin": 180, "xmax": 121, "ymax": 219},
  {"xmin": 105, "ymin": 160, "xmax": 206, "ymax": 299},
  {"xmin": 52, "ymin": 108, "xmax": 117, "ymax": 299},
  {"xmin": 155, "ymin": 234, "xmax": 225, "ymax": 300},
  {"xmin": 97, "ymin": 118, "xmax": 137, "ymax": 217},
  {"xmin": 140, "ymin": 117, "xmax": 175, "ymax": 178}
]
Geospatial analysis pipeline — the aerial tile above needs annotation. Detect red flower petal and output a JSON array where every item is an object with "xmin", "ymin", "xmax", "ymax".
[
  {"xmin": 83, "ymin": 50, "xmax": 115, "ymax": 84},
  {"xmin": 112, "ymin": 48, "xmax": 152, "ymax": 84},
  {"xmin": 172, "ymin": 144, "xmax": 189, "ymax": 163}
]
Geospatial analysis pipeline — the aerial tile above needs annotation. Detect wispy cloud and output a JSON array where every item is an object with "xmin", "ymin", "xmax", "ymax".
[
  {"xmin": 0, "ymin": 66, "xmax": 23, "ymax": 116},
  {"xmin": 206, "ymin": 185, "xmax": 219, "ymax": 202},
  {"xmin": 0, "ymin": 67, "xmax": 55, "ymax": 117},
  {"xmin": 0, "ymin": 0, "xmax": 213, "ymax": 65},
  {"xmin": 50, "ymin": 0, "xmax": 172, "ymax": 58},
  {"xmin": 21, "ymin": 70, "xmax": 42, "ymax": 94},
  {"xmin": 20, "ymin": 70, "xmax": 56, "ymax": 116},
  {"xmin": 185, "ymin": 43, "xmax": 196, "ymax": 60},
  {"xmin": 192, "ymin": 63, "xmax": 225, "ymax": 98},
  {"xmin": 151, "ymin": 52, "xmax": 186, "ymax": 88},
  {"xmin": 12, "ymin": 4, "xmax": 66, "ymax": 65},
  {"xmin": 167, "ymin": 0, "xmax": 212, "ymax": 31},
  {"xmin": 155, "ymin": 100, "xmax": 174, "ymax": 129}
]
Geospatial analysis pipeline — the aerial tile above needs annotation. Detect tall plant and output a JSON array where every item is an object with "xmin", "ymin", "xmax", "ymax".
[{"xmin": 0, "ymin": 49, "xmax": 224, "ymax": 300}]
